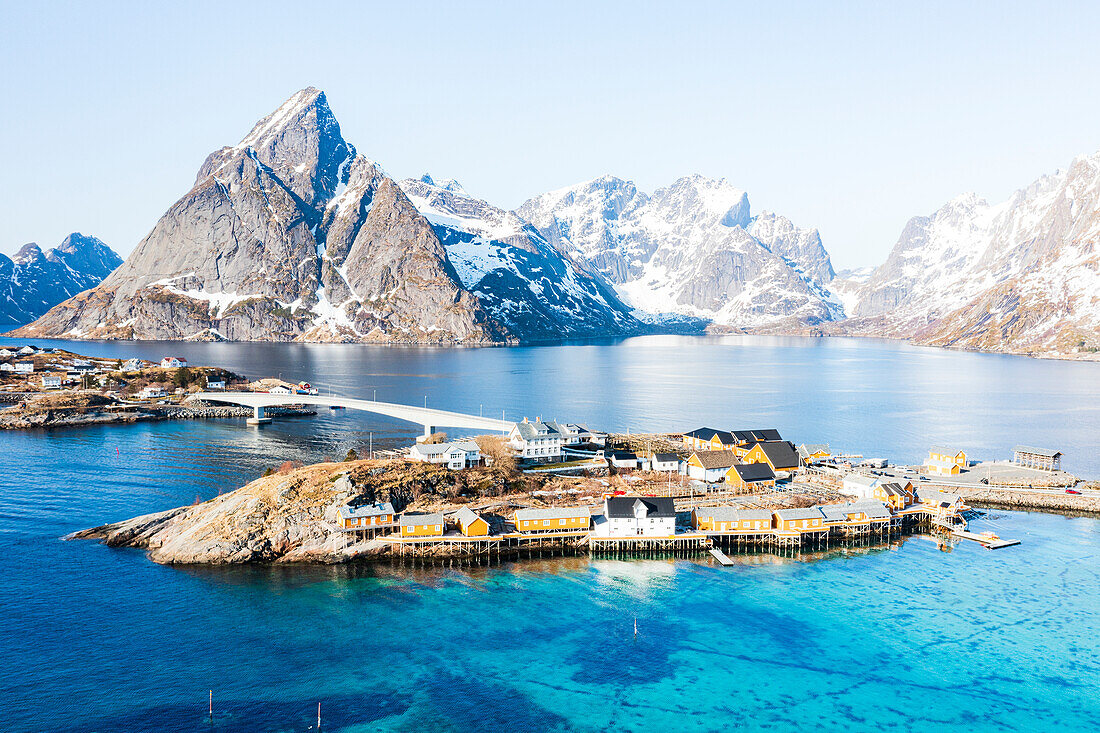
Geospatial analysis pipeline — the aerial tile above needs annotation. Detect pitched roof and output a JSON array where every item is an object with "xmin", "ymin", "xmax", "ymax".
[
  {"xmin": 844, "ymin": 473, "xmax": 880, "ymax": 488},
  {"xmin": 511, "ymin": 420, "xmax": 562, "ymax": 441},
  {"xmin": 730, "ymin": 463, "xmax": 776, "ymax": 482},
  {"xmin": 339, "ymin": 502, "xmax": 395, "ymax": 519},
  {"xmin": 684, "ymin": 427, "xmax": 735, "ymax": 443},
  {"xmin": 605, "ymin": 496, "xmax": 676, "ymax": 518},
  {"xmin": 399, "ymin": 512, "xmax": 443, "ymax": 526},
  {"xmin": 797, "ymin": 443, "xmax": 830, "ymax": 457},
  {"xmin": 820, "ymin": 501, "xmax": 890, "ymax": 522},
  {"xmin": 694, "ymin": 506, "xmax": 773, "ymax": 522},
  {"xmin": 1013, "ymin": 445, "xmax": 1062, "ymax": 458},
  {"xmin": 514, "ymin": 506, "xmax": 591, "ymax": 522},
  {"xmin": 732, "ymin": 429, "xmax": 783, "ymax": 443},
  {"xmin": 411, "ymin": 440, "xmax": 480, "ymax": 456},
  {"xmin": 691, "ymin": 450, "xmax": 740, "ymax": 469},
  {"xmin": 929, "ymin": 446, "xmax": 964, "ymax": 456},
  {"xmin": 650, "ymin": 453, "xmax": 680, "ymax": 462},
  {"xmin": 453, "ymin": 506, "xmax": 486, "ymax": 530},
  {"xmin": 774, "ymin": 507, "xmax": 824, "ymax": 521},
  {"xmin": 751, "ymin": 441, "xmax": 800, "ymax": 469}
]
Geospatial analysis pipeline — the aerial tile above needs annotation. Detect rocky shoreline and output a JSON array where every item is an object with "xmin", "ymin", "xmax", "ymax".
[
  {"xmin": 1, "ymin": 401, "xmax": 315, "ymax": 430},
  {"xmin": 70, "ymin": 457, "xmax": 1100, "ymax": 567}
]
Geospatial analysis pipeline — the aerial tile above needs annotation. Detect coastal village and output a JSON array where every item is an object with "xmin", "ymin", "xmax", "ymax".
[
  {"xmin": 5, "ymin": 344, "xmax": 1092, "ymax": 562},
  {"xmin": 334, "ymin": 418, "xmax": 1060, "ymax": 559}
]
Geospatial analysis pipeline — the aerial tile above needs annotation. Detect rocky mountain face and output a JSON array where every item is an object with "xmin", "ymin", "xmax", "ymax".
[
  {"xmin": 518, "ymin": 175, "xmax": 841, "ymax": 329},
  {"xmin": 12, "ymin": 89, "xmax": 529, "ymax": 343},
  {"xmin": 398, "ymin": 175, "xmax": 639, "ymax": 339},
  {"xmin": 839, "ymin": 152, "xmax": 1100, "ymax": 354},
  {"xmin": 0, "ymin": 234, "xmax": 122, "ymax": 326}
]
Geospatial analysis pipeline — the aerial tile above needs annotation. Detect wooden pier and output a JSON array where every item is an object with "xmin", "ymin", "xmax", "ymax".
[
  {"xmin": 951, "ymin": 530, "xmax": 1021, "ymax": 549},
  {"xmin": 709, "ymin": 547, "xmax": 734, "ymax": 566}
]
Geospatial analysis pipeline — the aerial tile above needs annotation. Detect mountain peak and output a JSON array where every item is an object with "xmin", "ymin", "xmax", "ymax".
[
  {"xmin": 13, "ymin": 243, "xmax": 43, "ymax": 263},
  {"xmin": 236, "ymin": 87, "xmax": 330, "ymax": 150},
  {"xmin": 419, "ymin": 174, "xmax": 467, "ymax": 196}
]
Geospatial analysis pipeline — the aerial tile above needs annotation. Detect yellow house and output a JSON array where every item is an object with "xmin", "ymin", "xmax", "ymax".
[
  {"xmin": 873, "ymin": 481, "xmax": 913, "ymax": 510},
  {"xmin": 337, "ymin": 502, "xmax": 396, "ymax": 530},
  {"xmin": 773, "ymin": 508, "xmax": 825, "ymax": 532},
  {"xmin": 514, "ymin": 507, "xmax": 591, "ymax": 533},
  {"xmin": 797, "ymin": 443, "xmax": 831, "ymax": 464},
  {"xmin": 453, "ymin": 507, "xmax": 490, "ymax": 537},
  {"xmin": 741, "ymin": 441, "xmax": 801, "ymax": 473},
  {"xmin": 692, "ymin": 506, "xmax": 773, "ymax": 532},
  {"xmin": 725, "ymin": 462, "xmax": 776, "ymax": 491},
  {"xmin": 682, "ymin": 428, "xmax": 736, "ymax": 452},
  {"xmin": 927, "ymin": 447, "xmax": 967, "ymax": 475},
  {"xmin": 686, "ymin": 450, "xmax": 740, "ymax": 482},
  {"xmin": 400, "ymin": 512, "xmax": 444, "ymax": 538}
]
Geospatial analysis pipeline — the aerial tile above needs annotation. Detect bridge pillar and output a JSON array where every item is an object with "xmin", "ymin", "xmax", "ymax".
[
  {"xmin": 416, "ymin": 424, "xmax": 437, "ymax": 443},
  {"xmin": 246, "ymin": 405, "xmax": 272, "ymax": 425}
]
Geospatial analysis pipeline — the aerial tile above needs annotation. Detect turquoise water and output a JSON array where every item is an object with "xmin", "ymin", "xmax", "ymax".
[{"xmin": 2, "ymin": 336, "xmax": 1100, "ymax": 730}]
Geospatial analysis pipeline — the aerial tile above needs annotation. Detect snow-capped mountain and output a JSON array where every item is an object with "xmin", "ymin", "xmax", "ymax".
[
  {"xmin": 11, "ymin": 89, "xmax": 639, "ymax": 344},
  {"xmin": 398, "ymin": 176, "xmax": 638, "ymax": 339},
  {"xmin": 841, "ymin": 152, "xmax": 1100, "ymax": 354},
  {"xmin": 0, "ymin": 234, "xmax": 122, "ymax": 326},
  {"xmin": 518, "ymin": 175, "xmax": 841, "ymax": 329}
]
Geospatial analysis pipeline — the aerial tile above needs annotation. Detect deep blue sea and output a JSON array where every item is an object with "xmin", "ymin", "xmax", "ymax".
[{"xmin": 2, "ymin": 335, "xmax": 1099, "ymax": 731}]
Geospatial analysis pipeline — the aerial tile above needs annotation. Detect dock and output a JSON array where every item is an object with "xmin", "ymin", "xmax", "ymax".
[
  {"xmin": 709, "ymin": 547, "xmax": 734, "ymax": 566},
  {"xmin": 951, "ymin": 530, "xmax": 1020, "ymax": 549}
]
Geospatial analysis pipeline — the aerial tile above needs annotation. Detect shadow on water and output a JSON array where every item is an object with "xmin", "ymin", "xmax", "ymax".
[{"xmin": 54, "ymin": 689, "xmax": 413, "ymax": 733}]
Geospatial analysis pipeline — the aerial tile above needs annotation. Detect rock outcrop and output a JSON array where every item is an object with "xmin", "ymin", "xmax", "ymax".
[{"xmin": 0, "ymin": 234, "xmax": 121, "ymax": 326}]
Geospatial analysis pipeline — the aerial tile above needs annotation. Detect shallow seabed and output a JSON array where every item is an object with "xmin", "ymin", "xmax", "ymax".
[{"xmin": 2, "ymin": 335, "xmax": 1099, "ymax": 731}]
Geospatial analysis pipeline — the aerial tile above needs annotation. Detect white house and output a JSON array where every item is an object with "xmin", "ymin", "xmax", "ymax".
[
  {"xmin": 508, "ymin": 418, "xmax": 563, "ymax": 463},
  {"xmin": 17, "ymin": 346, "xmax": 37, "ymax": 355},
  {"xmin": 160, "ymin": 356, "xmax": 188, "ymax": 368},
  {"xmin": 13, "ymin": 362, "xmax": 34, "ymax": 374},
  {"xmin": 268, "ymin": 384, "xmax": 293, "ymax": 394},
  {"xmin": 0, "ymin": 349, "xmax": 13, "ymax": 357},
  {"xmin": 683, "ymin": 450, "xmax": 739, "ymax": 482},
  {"xmin": 0, "ymin": 363, "xmax": 12, "ymax": 372},
  {"xmin": 408, "ymin": 440, "xmax": 481, "ymax": 469},
  {"xmin": 840, "ymin": 473, "xmax": 883, "ymax": 500},
  {"xmin": 139, "ymin": 385, "xmax": 167, "ymax": 399},
  {"xmin": 121, "ymin": 358, "xmax": 144, "ymax": 371},
  {"xmin": 645, "ymin": 452, "xmax": 681, "ymax": 472},
  {"xmin": 205, "ymin": 380, "xmax": 226, "ymax": 390},
  {"xmin": 41, "ymin": 374, "xmax": 62, "ymax": 389},
  {"xmin": 609, "ymin": 450, "xmax": 640, "ymax": 469},
  {"xmin": 600, "ymin": 496, "xmax": 676, "ymax": 537}
]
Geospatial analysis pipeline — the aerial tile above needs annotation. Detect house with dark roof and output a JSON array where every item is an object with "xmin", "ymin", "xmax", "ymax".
[
  {"xmin": 682, "ymin": 427, "xmax": 736, "ymax": 452},
  {"xmin": 644, "ymin": 452, "xmax": 681, "ymax": 472},
  {"xmin": 727, "ymin": 462, "xmax": 776, "ymax": 490},
  {"xmin": 731, "ymin": 429, "xmax": 783, "ymax": 445},
  {"xmin": 740, "ymin": 441, "xmax": 800, "ymax": 473},
  {"xmin": 602, "ymin": 496, "xmax": 676, "ymax": 537}
]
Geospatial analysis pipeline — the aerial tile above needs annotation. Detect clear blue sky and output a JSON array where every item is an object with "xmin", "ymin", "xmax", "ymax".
[{"xmin": 2, "ymin": 1, "xmax": 1098, "ymax": 269}]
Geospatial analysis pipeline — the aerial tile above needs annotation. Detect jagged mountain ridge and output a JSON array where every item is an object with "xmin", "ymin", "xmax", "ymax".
[
  {"xmin": 14, "ymin": 89, "xmax": 643, "ymax": 344},
  {"xmin": 840, "ymin": 151, "xmax": 1100, "ymax": 354},
  {"xmin": 0, "ymin": 234, "xmax": 122, "ymax": 326},
  {"xmin": 397, "ymin": 176, "xmax": 639, "ymax": 339},
  {"xmin": 517, "ymin": 175, "xmax": 842, "ymax": 329}
]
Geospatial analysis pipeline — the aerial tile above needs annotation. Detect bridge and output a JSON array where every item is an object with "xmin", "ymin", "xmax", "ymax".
[{"xmin": 187, "ymin": 391, "xmax": 512, "ymax": 436}]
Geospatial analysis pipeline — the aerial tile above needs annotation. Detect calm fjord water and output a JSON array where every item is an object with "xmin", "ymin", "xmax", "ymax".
[{"xmin": 2, "ymin": 335, "xmax": 1099, "ymax": 731}]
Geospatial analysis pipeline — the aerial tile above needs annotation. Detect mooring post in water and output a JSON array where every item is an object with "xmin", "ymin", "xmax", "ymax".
[
  {"xmin": 208, "ymin": 689, "xmax": 212, "ymax": 719},
  {"xmin": 318, "ymin": 701, "xmax": 321, "ymax": 730}
]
